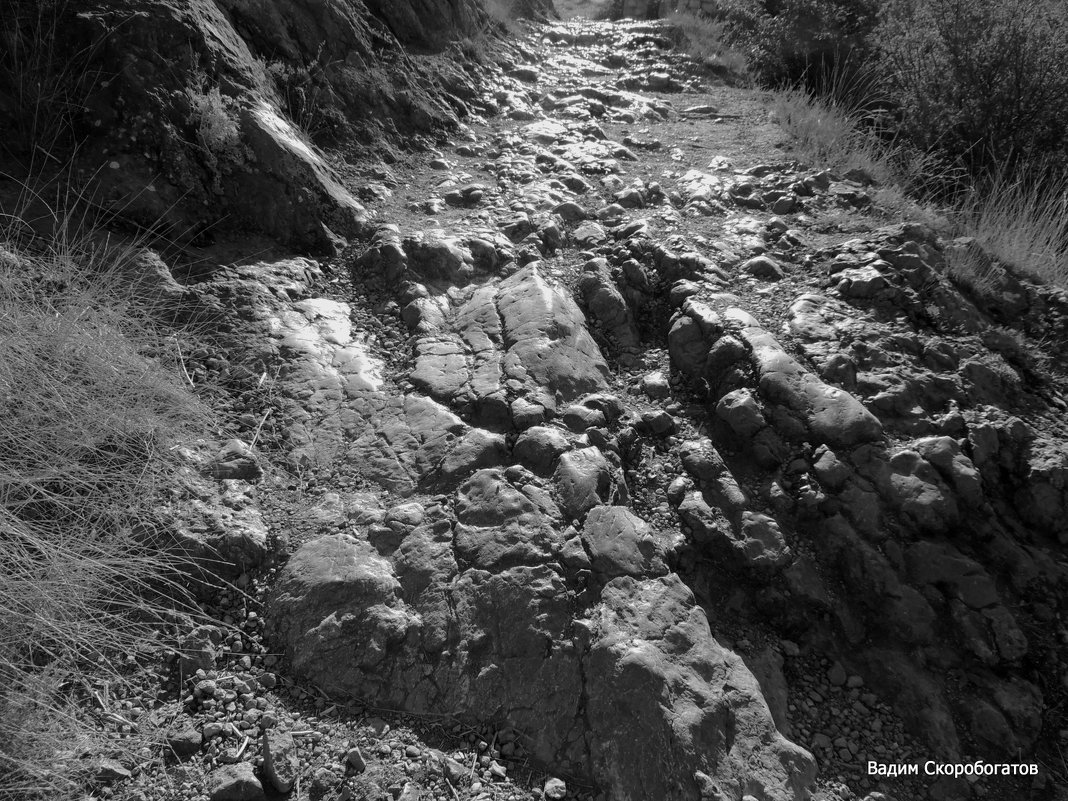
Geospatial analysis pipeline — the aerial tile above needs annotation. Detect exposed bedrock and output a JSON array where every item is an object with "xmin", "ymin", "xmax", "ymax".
[
  {"xmin": 252, "ymin": 236, "xmax": 817, "ymax": 796},
  {"xmin": 162, "ymin": 16, "xmax": 1068, "ymax": 800},
  {"xmin": 268, "ymin": 484, "xmax": 815, "ymax": 800},
  {"xmin": 14, "ymin": 0, "xmax": 492, "ymax": 250}
]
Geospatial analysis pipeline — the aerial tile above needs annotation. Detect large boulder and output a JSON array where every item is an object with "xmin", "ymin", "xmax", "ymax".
[
  {"xmin": 408, "ymin": 266, "xmax": 611, "ymax": 425},
  {"xmin": 587, "ymin": 575, "xmax": 816, "ymax": 800},
  {"xmin": 580, "ymin": 505, "xmax": 677, "ymax": 580},
  {"xmin": 742, "ymin": 327, "xmax": 883, "ymax": 449},
  {"xmin": 267, "ymin": 534, "xmax": 418, "ymax": 680},
  {"xmin": 268, "ymin": 516, "xmax": 813, "ymax": 798}
]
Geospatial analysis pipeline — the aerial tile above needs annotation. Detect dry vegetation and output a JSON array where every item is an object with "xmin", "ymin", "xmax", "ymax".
[
  {"xmin": 0, "ymin": 191, "xmax": 216, "ymax": 798},
  {"xmin": 663, "ymin": 0, "xmax": 1068, "ymax": 289}
]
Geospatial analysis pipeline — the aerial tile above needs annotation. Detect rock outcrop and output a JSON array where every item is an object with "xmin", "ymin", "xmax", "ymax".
[
  {"xmin": 2, "ymin": 0, "xmax": 498, "ymax": 250},
  {"xmin": 92, "ymin": 11, "xmax": 1068, "ymax": 801}
]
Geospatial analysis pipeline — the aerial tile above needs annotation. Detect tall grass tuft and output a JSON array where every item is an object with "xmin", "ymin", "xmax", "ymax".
[
  {"xmin": 951, "ymin": 168, "xmax": 1068, "ymax": 289},
  {"xmin": 769, "ymin": 66, "xmax": 1068, "ymax": 291},
  {"xmin": 771, "ymin": 88, "xmax": 903, "ymax": 186},
  {"xmin": 0, "ymin": 0, "xmax": 106, "ymax": 168},
  {"xmin": 0, "ymin": 195, "xmax": 215, "ymax": 798}
]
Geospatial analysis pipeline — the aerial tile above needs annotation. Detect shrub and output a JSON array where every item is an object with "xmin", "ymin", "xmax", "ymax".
[
  {"xmin": 702, "ymin": 0, "xmax": 880, "ymax": 89},
  {"xmin": 266, "ymin": 49, "xmax": 346, "ymax": 142},
  {"xmin": 877, "ymin": 0, "xmax": 1068, "ymax": 176},
  {"xmin": 0, "ymin": 203, "xmax": 214, "ymax": 798},
  {"xmin": 189, "ymin": 86, "xmax": 243, "ymax": 163}
]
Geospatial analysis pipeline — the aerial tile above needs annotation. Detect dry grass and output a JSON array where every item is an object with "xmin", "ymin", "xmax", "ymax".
[
  {"xmin": 770, "ymin": 88, "xmax": 897, "ymax": 183},
  {"xmin": 666, "ymin": 10, "xmax": 749, "ymax": 79},
  {"xmin": 0, "ymin": 191, "xmax": 216, "ymax": 799},
  {"xmin": 950, "ymin": 170, "xmax": 1068, "ymax": 289},
  {"xmin": 771, "ymin": 83, "xmax": 1068, "ymax": 292},
  {"xmin": 0, "ymin": 0, "xmax": 107, "ymax": 168}
]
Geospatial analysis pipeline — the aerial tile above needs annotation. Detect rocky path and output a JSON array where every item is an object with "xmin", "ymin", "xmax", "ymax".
[{"xmin": 141, "ymin": 16, "xmax": 1068, "ymax": 801}]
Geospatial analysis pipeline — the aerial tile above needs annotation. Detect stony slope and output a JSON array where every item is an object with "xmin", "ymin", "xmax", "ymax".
[
  {"xmin": 2, "ymin": 0, "xmax": 505, "ymax": 251},
  {"xmin": 51, "ymin": 12, "xmax": 1068, "ymax": 801}
]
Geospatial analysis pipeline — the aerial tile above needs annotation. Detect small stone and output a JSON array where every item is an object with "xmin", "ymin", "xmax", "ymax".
[
  {"xmin": 168, "ymin": 726, "xmax": 203, "ymax": 757},
  {"xmin": 828, "ymin": 662, "xmax": 847, "ymax": 686},
  {"xmin": 311, "ymin": 767, "xmax": 339, "ymax": 792},
  {"xmin": 648, "ymin": 72, "xmax": 672, "ymax": 90},
  {"xmin": 769, "ymin": 195, "xmax": 797, "ymax": 215},
  {"xmin": 544, "ymin": 777, "xmax": 567, "ymax": 799},
  {"xmin": 741, "ymin": 255, "xmax": 784, "ymax": 281},
  {"xmin": 346, "ymin": 746, "xmax": 366, "ymax": 772},
  {"xmin": 444, "ymin": 757, "xmax": 466, "ymax": 784},
  {"xmin": 210, "ymin": 439, "xmax": 262, "ymax": 481},
  {"xmin": 669, "ymin": 280, "xmax": 700, "ymax": 307},
  {"xmin": 553, "ymin": 201, "xmax": 587, "ymax": 221},
  {"xmin": 641, "ymin": 371, "xmax": 671, "ymax": 399},
  {"xmin": 639, "ymin": 409, "xmax": 676, "ymax": 436},
  {"xmin": 95, "ymin": 758, "xmax": 132, "ymax": 782},
  {"xmin": 208, "ymin": 763, "xmax": 264, "ymax": 801},
  {"xmin": 194, "ymin": 679, "xmax": 218, "ymax": 698},
  {"xmin": 573, "ymin": 222, "xmax": 607, "ymax": 248}
]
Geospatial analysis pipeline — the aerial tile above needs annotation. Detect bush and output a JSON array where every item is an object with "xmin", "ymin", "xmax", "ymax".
[
  {"xmin": 266, "ymin": 48, "xmax": 347, "ymax": 142},
  {"xmin": 0, "ymin": 206, "xmax": 214, "ymax": 798},
  {"xmin": 705, "ymin": 0, "xmax": 880, "ymax": 88},
  {"xmin": 877, "ymin": 0, "xmax": 1068, "ymax": 176}
]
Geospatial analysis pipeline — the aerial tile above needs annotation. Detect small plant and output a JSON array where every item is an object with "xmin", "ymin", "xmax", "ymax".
[
  {"xmin": 951, "ymin": 167, "xmax": 1068, "ymax": 289},
  {"xmin": 265, "ymin": 47, "xmax": 346, "ymax": 142},
  {"xmin": 188, "ymin": 86, "xmax": 243, "ymax": 162},
  {"xmin": 0, "ymin": 191, "xmax": 215, "ymax": 799},
  {"xmin": 187, "ymin": 85, "xmax": 251, "ymax": 193}
]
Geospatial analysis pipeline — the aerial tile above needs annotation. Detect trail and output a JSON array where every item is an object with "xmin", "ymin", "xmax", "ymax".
[{"xmin": 180, "ymin": 15, "xmax": 1068, "ymax": 801}]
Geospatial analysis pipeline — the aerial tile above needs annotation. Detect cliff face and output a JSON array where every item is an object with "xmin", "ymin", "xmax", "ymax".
[{"xmin": 0, "ymin": 0, "xmax": 497, "ymax": 250}]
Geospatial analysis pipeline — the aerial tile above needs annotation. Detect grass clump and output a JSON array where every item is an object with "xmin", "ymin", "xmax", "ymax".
[
  {"xmin": 0, "ymin": 0, "xmax": 105, "ymax": 168},
  {"xmin": 950, "ymin": 168, "xmax": 1068, "ymax": 289},
  {"xmin": 0, "ymin": 206, "xmax": 214, "ymax": 799},
  {"xmin": 265, "ymin": 47, "xmax": 348, "ymax": 143}
]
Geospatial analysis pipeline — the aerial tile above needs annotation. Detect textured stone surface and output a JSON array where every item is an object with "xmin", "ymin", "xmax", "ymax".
[{"xmin": 156, "ymin": 14, "xmax": 1068, "ymax": 801}]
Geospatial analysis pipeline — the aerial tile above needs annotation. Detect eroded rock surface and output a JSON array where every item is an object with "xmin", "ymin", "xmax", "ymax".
[{"xmin": 160, "ymin": 12, "xmax": 1068, "ymax": 801}]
